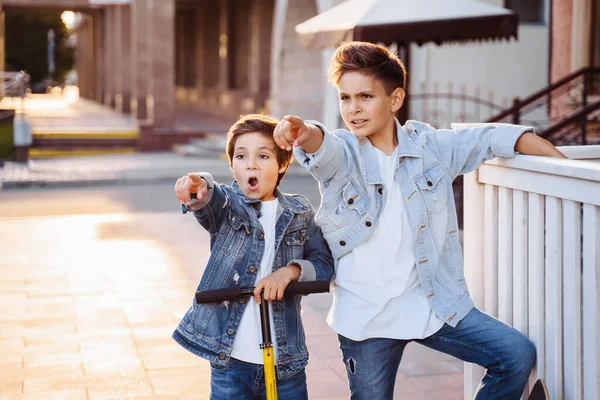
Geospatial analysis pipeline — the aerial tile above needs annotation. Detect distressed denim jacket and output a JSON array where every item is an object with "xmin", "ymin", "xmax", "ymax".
[
  {"xmin": 172, "ymin": 173, "xmax": 334, "ymax": 379},
  {"xmin": 294, "ymin": 119, "xmax": 531, "ymax": 327}
]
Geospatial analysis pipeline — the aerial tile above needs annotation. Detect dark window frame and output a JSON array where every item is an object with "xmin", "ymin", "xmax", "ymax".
[{"xmin": 505, "ymin": 0, "xmax": 546, "ymax": 25}]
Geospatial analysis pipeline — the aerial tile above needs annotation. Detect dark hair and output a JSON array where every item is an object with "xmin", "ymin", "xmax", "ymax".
[
  {"xmin": 328, "ymin": 41, "xmax": 407, "ymax": 94},
  {"xmin": 225, "ymin": 114, "xmax": 293, "ymax": 186}
]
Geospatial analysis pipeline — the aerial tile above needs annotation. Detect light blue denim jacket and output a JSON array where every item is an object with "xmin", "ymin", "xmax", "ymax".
[
  {"xmin": 294, "ymin": 119, "xmax": 530, "ymax": 327},
  {"xmin": 172, "ymin": 174, "xmax": 334, "ymax": 379}
]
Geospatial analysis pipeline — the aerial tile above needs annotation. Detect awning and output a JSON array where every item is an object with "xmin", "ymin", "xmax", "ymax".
[{"xmin": 295, "ymin": 0, "xmax": 518, "ymax": 49}]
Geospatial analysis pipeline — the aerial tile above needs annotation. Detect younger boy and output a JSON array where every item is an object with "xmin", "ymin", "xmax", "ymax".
[
  {"xmin": 173, "ymin": 114, "xmax": 334, "ymax": 399},
  {"xmin": 274, "ymin": 41, "xmax": 567, "ymax": 400}
]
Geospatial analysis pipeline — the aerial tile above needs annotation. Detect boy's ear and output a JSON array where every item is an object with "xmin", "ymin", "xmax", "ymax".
[
  {"xmin": 278, "ymin": 160, "xmax": 290, "ymax": 174},
  {"xmin": 391, "ymin": 88, "xmax": 405, "ymax": 113}
]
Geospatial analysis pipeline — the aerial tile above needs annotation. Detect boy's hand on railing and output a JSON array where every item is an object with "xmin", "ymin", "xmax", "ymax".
[
  {"xmin": 274, "ymin": 115, "xmax": 323, "ymax": 153},
  {"xmin": 174, "ymin": 173, "xmax": 208, "ymax": 206},
  {"xmin": 515, "ymin": 132, "xmax": 568, "ymax": 159},
  {"xmin": 253, "ymin": 264, "xmax": 302, "ymax": 304}
]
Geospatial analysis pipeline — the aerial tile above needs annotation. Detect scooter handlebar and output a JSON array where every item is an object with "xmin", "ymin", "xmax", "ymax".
[{"xmin": 195, "ymin": 280, "xmax": 331, "ymax": 304}]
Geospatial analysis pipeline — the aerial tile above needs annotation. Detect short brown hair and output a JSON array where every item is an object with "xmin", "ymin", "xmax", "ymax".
[
  {"xmin": 225, "ymin": 114, "xmax": 292, "ymax": 186},
  {"xmin": 328, "ymin": 41, "xmax": 407, "ymax": 94}
]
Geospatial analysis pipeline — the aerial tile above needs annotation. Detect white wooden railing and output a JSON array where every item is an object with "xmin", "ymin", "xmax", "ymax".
[{"xmin": 460, "ymin": 129, "xmax": 600, "ymax": 400}]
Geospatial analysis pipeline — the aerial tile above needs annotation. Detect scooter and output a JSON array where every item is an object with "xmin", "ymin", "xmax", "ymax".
[{"xmin": 194, "ymin": 280, "xmax": 331, "ymax": 400}]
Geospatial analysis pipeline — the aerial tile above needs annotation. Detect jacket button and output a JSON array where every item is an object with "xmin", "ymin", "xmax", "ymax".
[
  {"xmin": 258, "ymin": 232, "xmax": 264, "ymax": 240},
  {"xmin": 227, "ymin": 328, "xmax": 235, "ymax": 335},
  {"xmin": 218, "ymin": 353, "xmax": 226, "ymax": 360},
  {"xmin": 248, "ymin": 266, "xmax": 256, "ymax": 273},
  {"xmin": 378, "ymin": 188, "xmax": 383, "ymax": 195},
  {"xmin": 427, "ymin": 180, "xmax": 433, "ymax": 187},
  {"xmin": 239, "ymin": 298, "xmax": 246, "ymax": 304},
  {"xmin": 365, "ymin": 221, "xmax": 372, "ymax": 227},
  {"xmin": 340, "ymin": 240, "xmax": 346, "ymax": 246},
  {"xmin": 348, "ymin": 198, "xmax": 354, "ymax": 205}
]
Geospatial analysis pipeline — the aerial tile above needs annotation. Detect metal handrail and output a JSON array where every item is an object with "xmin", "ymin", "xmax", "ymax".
[
  {"xmin": 486, "ymin": 66, "xmax": 600, "ymax": 123},
  {"xmin": 0, "ymin": 71, "xmax": 30, "ymax": 99}
]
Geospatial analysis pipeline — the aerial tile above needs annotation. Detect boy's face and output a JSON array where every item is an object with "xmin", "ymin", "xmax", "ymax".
[
  {"xmin": 338, "ymin": 71, "xmax": 404, "ymax": 142},
  {"xmin": 231, "ymin": 132, "xmax": 287, "ymax": 202}
]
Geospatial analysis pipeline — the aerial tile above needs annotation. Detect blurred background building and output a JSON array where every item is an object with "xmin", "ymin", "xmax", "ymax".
[{"xmin": 0, "ymin": 0, "xmax": 598, "ymax": 154}]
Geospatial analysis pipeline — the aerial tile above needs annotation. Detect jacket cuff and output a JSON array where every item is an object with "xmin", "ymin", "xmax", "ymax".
[
  {"xmin": 293, "ymin": 120, "xmax": 336, "ymax": 170},
  {"xmin": 186, "ymin": 173, "xmax": 215, "ymax": 212},
  {"xmin": 491, "ymin": 125, "xmax": 535, "ymax": 159},
  {"xmin": 289, "ymin": 259, "xmax": 316, "ymax": 282}
]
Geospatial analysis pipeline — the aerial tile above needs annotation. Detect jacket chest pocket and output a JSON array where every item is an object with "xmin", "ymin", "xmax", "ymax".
[
  {"xmin": 284, "ymin": 228, "xmax": 308, "ymax": 259},
  {"xmin": 320, "ymin": 179, "xmax": 369, "ymax": 230},
  {"xmin": 414, "ymin": 164, "xmax": 448, "ymax": 214}
]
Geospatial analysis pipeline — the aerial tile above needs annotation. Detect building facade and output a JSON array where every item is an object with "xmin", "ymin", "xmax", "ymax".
[{"xmin": 0, "ymin": 0, "xmax": 598, "ymax": 148}]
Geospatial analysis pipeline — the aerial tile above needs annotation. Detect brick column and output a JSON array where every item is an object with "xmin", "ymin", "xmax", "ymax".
[
  {"xmin": 75, "ymin": 15, "xmax": 94, "ymax": 100},
  {"xmin": 94, "ymin": 12, "xmax": 103, "ymax": 103},
  {"xmin": 103, "ymin": 7, "xmax": 115, "ymax": 107},
  {"xmin": 113, "ymin": 5, "xmax": 123, "ymax": 112},
  {"xmin": 131, "ymin": 0, "xmax": 149, "ymax": 120},
  {"xmin": 571, "ymin": 0, "xmax": 593, "ymax": 69},
  {"xmin": 218, "ymin": 0, "xmax": 230, "ymax": 90},
  {"xmin": 120, "ymin": 5, "xmax": 132, "ymax": 114},
  {"xmin": 248, "ymin": 0, "xmax": 260, "ymax": 95},
  {"xmin": 194, "ymin": 8, "xmax": 204, "ymax": 97},
  {"xmin": 149, "ymin": 0, "xmax": 175, "ymax": 128},
  {"xmin": 552, "ymin": 0, "xmax": 573, "ymax": 83}
]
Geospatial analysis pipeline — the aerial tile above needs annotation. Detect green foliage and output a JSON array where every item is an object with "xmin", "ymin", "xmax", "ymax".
[
  {"xmin": 0, "ymin": 111, "xmax": 15, "ymax": 158},
  {"xmin": 5, "ymin": 12, "xmax": 75, "ymax": 86}
]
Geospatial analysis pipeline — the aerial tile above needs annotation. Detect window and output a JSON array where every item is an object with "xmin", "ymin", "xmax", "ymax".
[{"xmin": 505, "ymin": 0, "xmax": 545, "ymax": 24}]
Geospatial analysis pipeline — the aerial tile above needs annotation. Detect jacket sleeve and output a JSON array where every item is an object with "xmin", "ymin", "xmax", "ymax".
[
  {"xmin": 289, "ymin": 208, "xmax": 335, "ymax": 283},
  {"xmin": 185, "ymin": 173, "xmax": 230, "ymax": 234},
  {"xmin": 293, "ymin": 120, "xmax": 349, "ymax": 184},
  {"xmin": 427, "ymin": 124, "xmax": 533, "ymax": 179}
]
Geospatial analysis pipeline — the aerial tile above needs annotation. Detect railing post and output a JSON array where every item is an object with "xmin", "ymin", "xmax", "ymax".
[{"xmin": 512, "ymin": 97, "xmax": 521, "ymax": 125}]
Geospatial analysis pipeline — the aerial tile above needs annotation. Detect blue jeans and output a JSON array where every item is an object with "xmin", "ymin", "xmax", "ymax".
[
  {"xmin": 210, "ymin": 358, "xmax": 308, "ymax": 400},
  {"xmin": 338, "ymin": 308, "xmax": 536, "ymax": 400}
]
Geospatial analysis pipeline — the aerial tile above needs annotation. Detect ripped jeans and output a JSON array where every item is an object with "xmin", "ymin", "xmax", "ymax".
[{"xmin": 337, "ymin": 308, "xmax": 536, "ymax": 400}]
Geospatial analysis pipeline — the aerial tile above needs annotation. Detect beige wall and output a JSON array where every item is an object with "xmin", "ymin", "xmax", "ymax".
[{"xmin": 270, "ymin": 0, "xmax": 324, "ymax": 120}]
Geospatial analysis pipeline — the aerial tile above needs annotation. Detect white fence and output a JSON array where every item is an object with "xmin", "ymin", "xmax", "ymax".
[{"xmin": 462, "ymin": 141, "xmax": 600, "ymax": 400}]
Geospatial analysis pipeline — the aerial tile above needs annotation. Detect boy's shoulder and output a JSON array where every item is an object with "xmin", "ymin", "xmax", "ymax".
[
  {"xmin": 278, "ymin": 191, "xmax": 314, "ymax": 212},
  {"xmin": 404, "ymin": 120, "xmax": 437, "ymax": 137}
]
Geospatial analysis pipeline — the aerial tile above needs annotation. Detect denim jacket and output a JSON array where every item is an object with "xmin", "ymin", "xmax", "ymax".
[
  {"xmin": 172, "ymin": 173, "xmax": 334, "ymax": 379},
  {"xmin": 294, "ymin": 119, "xmax": 530, "ymax": 327}
]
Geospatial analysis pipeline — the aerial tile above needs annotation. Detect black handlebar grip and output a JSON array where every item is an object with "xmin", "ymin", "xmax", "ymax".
[
  {"xmin": 285, "ymin": 281, "xmax": 331, "ymax": 295},
  {"xmin": 194, "ymin": 281, "xmax": 330, "ymax": 304},
  {"xmin": 195, "ymin": 287, "xmax": 244, "ymax": 303}
]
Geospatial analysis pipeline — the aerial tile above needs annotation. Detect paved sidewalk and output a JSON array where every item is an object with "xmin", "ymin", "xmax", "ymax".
[
  {"xmin": 0, "ymin": 209, "xmax": 464, "ymax": 400},
  {"xmin": 0, "ymin": 152, "xmax": 309, "ymax": 190},
  {"xmin": 0, "ymin": 94, "xmax": 139, "ymax": 137}
]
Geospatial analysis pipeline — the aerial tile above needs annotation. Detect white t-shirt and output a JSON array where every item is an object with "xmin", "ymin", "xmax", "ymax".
[
  {"xmin": 328, "ymin": 144, "xmax": 445, "ymax": 341},
  {"xmin": 230, "ymin": 199, "xmax": 279, "ymax": 364}
]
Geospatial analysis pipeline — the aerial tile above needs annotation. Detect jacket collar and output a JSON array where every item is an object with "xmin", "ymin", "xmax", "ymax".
[{"xmin": 359, "ymin": 118, "xmax": 422, "ymax": 184}]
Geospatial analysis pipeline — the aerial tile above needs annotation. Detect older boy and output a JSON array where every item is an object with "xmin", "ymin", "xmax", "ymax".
[
  {"xmin": 274, "ymin": 42, "xmax": 566, "ymax": 399},
  {"xmin": 173, "ymin": 114, "xmax": 334, "ymax": 399}
]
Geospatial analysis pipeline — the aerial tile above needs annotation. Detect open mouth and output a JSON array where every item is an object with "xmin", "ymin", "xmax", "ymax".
[
  {"xmin": 248, "ymin": 176, "xmax": 259, "ymax": 190},
  {"xmin": 351, "ymin": 119, "xmax": 368, "ymax": 127}
]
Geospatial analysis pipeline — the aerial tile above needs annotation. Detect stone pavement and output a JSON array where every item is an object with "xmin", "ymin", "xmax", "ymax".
[
  {"xmin": 0, "ymin": 93, "xmax": 139, "ymax": 137},
  {"xmin": 0, "ymin": 208, "xmax": 464, "ymax": 400},
  {"xmin": 0, "ymin": 153, "xmax": 465, "ymax": 399}
]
